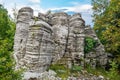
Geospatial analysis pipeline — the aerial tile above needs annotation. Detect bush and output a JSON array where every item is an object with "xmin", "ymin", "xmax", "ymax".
[
  {"xmin": 84, "ymin": 37, "xmax": 97, "ymax": 53},
  {"xmin": 107, "ymin": 61, "xmax": 120, "ymax": 80}
]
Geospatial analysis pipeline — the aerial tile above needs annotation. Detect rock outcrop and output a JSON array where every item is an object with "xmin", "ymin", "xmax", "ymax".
[
  {"xmin": 14, "ymin": 7, "xmax": 34, "ymax": 69},
  {"xmin": 85, "ymin": 25, "xmax": 107, "ymax": 68},
  {"xmin": 51, "ymin": 12, "xmax": 69, "ymax": 62},
  {"xmin": 14, "ymin": 7, "xmax": 108, "ymax": 79}
]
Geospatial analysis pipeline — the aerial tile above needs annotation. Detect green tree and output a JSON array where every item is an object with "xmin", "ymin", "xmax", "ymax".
[
  {"xmin": 92, "ymin": 0, "xmax": 120, "ymax": 66},
  {"xmin": 91, "ymin": 0, "xmax": 109, "ymax": 40},
  {"xmin": 0, "ymin": 4, "xmax": 22, "ymax": 80},
  {"xmin": 102, "ymin": 0, "xmax": 120, "ymax": 54},
  {"xmin": 92, "ymin": 0, "xmax": 109, "ymax": 18}
]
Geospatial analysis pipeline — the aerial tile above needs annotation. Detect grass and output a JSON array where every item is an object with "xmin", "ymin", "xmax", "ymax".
[
  {"xmin": 48, "ymin": 64, "xmax": 70, "ymax": 79},
  {"xmin": 85, "ymin": 63, "xmax": 120, "ymax": 80},
  {"xmin": 48, "ymin": 59, "xmax": 120, "ymax": 80}
]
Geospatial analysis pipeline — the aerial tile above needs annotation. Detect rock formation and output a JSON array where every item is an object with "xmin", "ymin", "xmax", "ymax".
[
  {"xmin": 14, "ymin": 7, "xmax": 108, "ymax": 79},
  {"xmin": 85, "ymin": 25, "xmax": 107, "ymax": 68},
  {"xmin": 14, "ymin": 7, "xmax": 34, "ymax": 69}
]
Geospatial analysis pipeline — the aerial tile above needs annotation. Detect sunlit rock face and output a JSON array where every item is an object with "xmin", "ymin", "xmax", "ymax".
[
  {"xmin": 14, "ymin": 7, "xmax": 108, "ymax": 79},
  {"xmin": 67, "ymin": 13, "xmax": 85, "ymax": 67},
  {"xmin": 14, "ymin": 7, "xmax": 34, "ymax": 69},
  {"xmin": 51, "ymin": 12, "xmax": 69, "ymax": 62},
  {"xmin": 20, "ymin": 21, "xmax": 54, "ymax": 72}
]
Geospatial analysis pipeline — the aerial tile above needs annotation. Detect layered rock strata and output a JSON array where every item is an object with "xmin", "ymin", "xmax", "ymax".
[
  {"xmin": 85, "ymin": 25, "xmax": 107, "ymax": 68},
  {"xmin": 68, "ymin": 13, "xmax": 85, "ymax": 66},
  {"xmin": 14, "ymin": 7, "xmax": 108, "ymax": 79},
  {"xmin": 14, "ymin": 7, "xmax": 34, "ymax": 69}
]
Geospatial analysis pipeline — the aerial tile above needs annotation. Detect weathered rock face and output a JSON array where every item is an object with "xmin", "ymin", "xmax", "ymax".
[
  {"xmin": 20, "ymin": 21, "xmax": 54, "ymax": 72},
  {"xmin": 14, "ymin": 7, "xmax": 54, "ymax": 78},
  {"xmin": 85, "ymin": 25, "xmax": 107, "ymax": 68},
  {"xmin": 14, "ymin": 7, "xmax": 108, "ymax": 79},
  {"xmin": 14, "ymin": 7, "xmax": 34, "ymax": 69},
  {"xmin": 51, "ymin": 12, "xmax": 69, "ymax": 62},
  {"xmin": 68, "ymin": 13, "xmax": 85, "ymax": 66}
]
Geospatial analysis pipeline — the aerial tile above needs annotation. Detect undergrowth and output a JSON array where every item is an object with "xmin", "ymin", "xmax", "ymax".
[
  {"xmin": 49, "ymin": 64, "xmax": 83, "ymax": 79},
  {"xmin": 49, "ymin": 64, "xmax": 70, "ymax": 79},
  {"xmin": 85, "ymin": 61, "xmax": 120, "ymax": 80}
]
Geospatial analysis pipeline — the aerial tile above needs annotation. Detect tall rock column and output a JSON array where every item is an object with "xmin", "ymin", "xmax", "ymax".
[
  {"xmin": 51, "ymin": 12, "xmax": 69, "ymax": 62},
  {"xmin": 14, "ymin": 7, "xmax": 54, "ymax": 79},
  {"xmin": 13, "ymin": 7, "xmax": 33, "ymax": 69},
  {"xmin": 69, "ymin": 13, "xmax": 85, "ymax": 66},
  {"xmin": 20, "ymin": 21, "xmax": 54, "ymax": 73}
]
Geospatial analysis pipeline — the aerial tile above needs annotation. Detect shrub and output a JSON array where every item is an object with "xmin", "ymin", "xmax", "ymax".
[
  {"xmin": 84, "ymin": 37, "xmax": 97, "ymax": 53},
  {"xmin": 107, "ymin": 61, "xmax": 120, "ymax": 80}
]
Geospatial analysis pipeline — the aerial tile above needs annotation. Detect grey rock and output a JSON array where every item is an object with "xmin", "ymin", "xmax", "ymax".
[
  {"xmin": 14, "ymin": 7, "xmax": 108, "ymax": 80},
  {"xmin": 14, "ymin": 7, "xmax": 34, "ymax": 69},
  {"xmin": 85, "ymin": 25, "xmax": 108, "ymax": 68},
  {"xmin": 98, "ymin": 75, "xmax": 104, "ymax": 80}
]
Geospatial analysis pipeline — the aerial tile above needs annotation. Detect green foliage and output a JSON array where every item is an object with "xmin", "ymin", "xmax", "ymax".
[
  {"xmin": 85, "ymin": 61, "xmax": 120, "ymax": 80},
  {"xmin": 34, "ymin": 17, "xmax": 39, "ymax": 22},
  {"xmin": 71, "ymin": 65, "xmax": 82, "ymax": 72},
  {"xmin": 108, "ymin": 61, "xmax": 120, "ymax": 80},
  {"xmin": 101, "ymin": 0, "xmax": 120, "ymax": 55},
  {"xmin": 49, "ymin": 64, "xmax": 70, "ymax": 79},
  {"xmin": 49, "ymin": 64, "xmax": 84, "ymax": 79},
  {"xmin": 0, "ymin": 4, "xmax": 10, "ymax": 39},
  {"xmin": 92, "ymin": 0, "xmax": 120, "ymax": 54},
  {"xmin": 92, "ymin": 0, "xmax": 120, "ymax": 68},
  {"xmin": 0, "ymin": 4, "xmax": 22, "ymax": 80},
  {"xmin": 91, "ymin": 0, "xmax": 109, "ymax": 19},
  {"xmin": 85, "ymin": 64, "xmax": 107, "ymax": 76},
  {"xmin": 84, "ymin": 37, "xmax": 97, "ymax": 53}
]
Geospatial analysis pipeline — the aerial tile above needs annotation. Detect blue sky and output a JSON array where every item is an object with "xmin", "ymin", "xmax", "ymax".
[{"xmin": 0, "ymin": 0, "xmax": 93, "ymax": 26}]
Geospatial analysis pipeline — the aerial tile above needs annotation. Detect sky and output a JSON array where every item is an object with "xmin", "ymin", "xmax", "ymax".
[{"xmin": 0, "ymin": 0, "xmax": 93, "ymax": 26}]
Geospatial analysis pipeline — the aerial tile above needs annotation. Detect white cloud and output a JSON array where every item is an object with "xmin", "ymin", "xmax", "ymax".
[
  {"xmin": 8, "ymin": 4, "xmax": 45, "ymax": 17},
  {"xmin": 0, "ymin": 0, "xmax": 2, "ymax": 3},
  {"xmin": 6, "ymin": 3, "xmax": 28, "ymax": 18},
  {"xmin": 1, "ymin": 0, "xmax": 93, "ymax": 26},
  {"xmin": 28, "ymin": 0, "xmax": 40, "ymax": 3},
  {"xmin": 1, "ymin": 0, "xmax": 43, "ymax": 17},
  {"xmin": 0, "ymin": 0, "xmax": 6, "ymax": 5},
  {"xmin": 46, "ymin": 3, "xmax": 93, "ymax": 26},
  {"xmin": 69, "ymin": 1, "xmax": 80, "ymax": 5},
  {"xmin": 28, "ymin": 4, "xmax": 47, "ymax": 16},
  {"xmin": 48, "ymin": 4, "xmax": 92, "ymax": 13}
]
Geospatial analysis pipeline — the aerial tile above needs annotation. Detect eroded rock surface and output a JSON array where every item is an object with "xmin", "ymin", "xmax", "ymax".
[
  {"xmin": 14, "ymin": 7, "xmax": 108, "ymax": 80},
  {"xmin": 85, "ymin": 25, "xmax": 107, "ymax": 68},
  {"xmin": 14, "ymin": 7, "xmax": 34, "ymax": 69}
]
